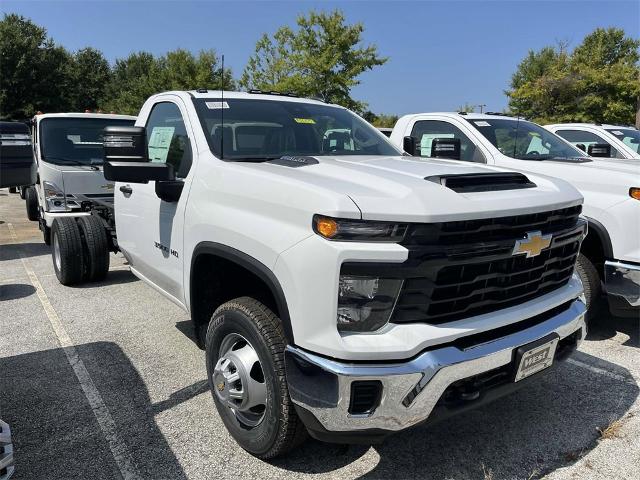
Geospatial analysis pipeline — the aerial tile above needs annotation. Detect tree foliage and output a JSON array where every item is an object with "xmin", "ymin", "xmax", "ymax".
[
  {"xmin": 240, "ymin": 10, "xmax": 387, "ymax": 113},
  {"xmin": 0, "ymin": 14, "xmax": 71, "ymax": 119},
  {"xmin": 507, "ymin": 28, "xmax": 640, "ymax": 125},
  {"xmin": 363, "ymin": 111, "xmax": 398, "ymax": 128}
]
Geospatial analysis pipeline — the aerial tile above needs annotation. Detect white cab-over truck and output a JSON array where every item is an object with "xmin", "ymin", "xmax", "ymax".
[
  {"xmin": 390, "ymin": 113, "xmax": 640, "ymax": 318},
  {"xmin": 545, "ymin": 123, "xmax": 640, "ymax": 160},
  {"xmin": 27, "ymin": 113, "xmax": 135, "ymax": 261},
  {"xmin": 52, "ymin": 91, "xmax": 587, "ymax": 458}
]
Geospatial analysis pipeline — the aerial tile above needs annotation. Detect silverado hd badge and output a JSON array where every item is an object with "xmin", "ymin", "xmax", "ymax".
[{"xmin": 513, "ymin": 231, "xmax": 552, "ymax": 258}]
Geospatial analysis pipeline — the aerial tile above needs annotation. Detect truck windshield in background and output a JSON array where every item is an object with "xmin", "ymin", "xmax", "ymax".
[
  {"xmin": 40, "ymin": 118, "xmax": 135, "ymax": 166},
  {"xmin": 606, "ymin": 128, "xmax": 640, "ymax": 154},
  {"xmin": 466, "ymin": 118, "xmax": 589, "ymax": 161},
  {"xmin": 192, "ymin": 98, "xmax": 401, "ymax": 160}
]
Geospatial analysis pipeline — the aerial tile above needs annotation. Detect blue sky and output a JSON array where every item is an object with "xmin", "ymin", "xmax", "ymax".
[{"xmin": 3, "ymin": 1, "xmax": 638, "ymax": 115}]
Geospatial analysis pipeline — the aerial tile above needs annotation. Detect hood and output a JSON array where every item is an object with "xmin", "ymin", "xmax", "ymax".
[
  {"xmin": 40, "ymin": 161, "xmax": 114, "ymax": 198},
  {"xmin": 255, "ymin": 155, "xmax": 583, "ymax": 223}
]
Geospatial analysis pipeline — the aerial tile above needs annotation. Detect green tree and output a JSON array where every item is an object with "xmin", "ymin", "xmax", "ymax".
[
  {"xmin": 68, "ymin": 47, "xmax": 111, "ymax": 111},
  {"xmin": 363, "ymin": 111, "xmax": 398, "ymax": 128},
  {"xmin": 507, "ymin": 28, "xmax": 640, "ymax": 125},
  {"xmin": 101, "ymin": 52, "xmax": 165, "ymax": 115},
  {"xmin": 103, "ymin": 49, "xmax": 235, "ymax": 114},
  {"xmin": 0, "ymin": 14, "xmax": 72, "ymax": 119},
  {"xmin": 240, "ymin": 10, "xmax": 387, "ymax": 113}
]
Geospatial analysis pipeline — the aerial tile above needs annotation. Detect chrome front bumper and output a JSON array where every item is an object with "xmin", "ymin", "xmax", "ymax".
[
  {"xmin": 285, "ymin": 299, "xmax": 586, "ymax": 435},
  {"xmin": 604, "ymin": 260, "xmax": 640, "ymax": 308}
]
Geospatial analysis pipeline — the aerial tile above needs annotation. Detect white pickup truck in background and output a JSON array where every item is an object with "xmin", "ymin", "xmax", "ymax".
[
  {"xmin": 545, "ymin": 123, "xmax": 640, "ymax": 160},
  {"xmin": 50, "ymin": 90, "xmax": 589, "ymax": 458},
  {"xmin": 390, "ymin": 112, "xmax": 640, "ymax": 317}
]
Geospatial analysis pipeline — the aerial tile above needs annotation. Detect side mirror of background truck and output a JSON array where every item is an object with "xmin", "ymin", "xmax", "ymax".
[
  {"xmin": 431, "ymin": 138, "xmax": 461, "ymax": 160},
  {"xmin": 103, "ymin": 126, "xmax": 174, "ymax": 183},
  {"xmin": 403, "ymin": 136, "xmax": 417, "ymax": 155},
  {"xmin": 587, "ymin": 143, "xmax": 611, "ymax": 158}
]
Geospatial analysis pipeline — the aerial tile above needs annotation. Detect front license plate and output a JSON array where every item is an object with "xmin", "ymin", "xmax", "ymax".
[{"xmin": 514, "ymin": 337, "xmax": 559, "ymax": 382}]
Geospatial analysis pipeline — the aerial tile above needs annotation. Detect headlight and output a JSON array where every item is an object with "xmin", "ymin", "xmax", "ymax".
[
  {"xmin": 337, "ymin": 275, "xmax": 403, "ymax": 332},
  {"xmin": 42, "ymin": 181, "xmax": 69, "ymax": 212},
  {"xmin": 313, "ymin": 215, "xmax": 408, "ymax": 242}
]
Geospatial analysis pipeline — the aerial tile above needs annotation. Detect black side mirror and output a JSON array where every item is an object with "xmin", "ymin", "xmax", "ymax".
[
  {"xmin": 103, "ymin": 126, "xmax": 175, "ymax": 183},
  {"xmin": 431, "ymin": 138, "xmax": 461, "ymax": 160},
  {"xmin": 587, "ymin": 143, "xmax": 611, "ymax": 158},
  {"xmin": 403, "ymin": 136, "xmax": 417, "ymax": 155},
  {"xmin": 575, "ymin": 143, "xmax": 586, "ymax": 152}
]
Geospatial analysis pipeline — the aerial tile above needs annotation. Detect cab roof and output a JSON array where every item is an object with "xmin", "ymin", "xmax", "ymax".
[
  {"xmin": 154, "ymin": 90, "xmax": 336, "ymax": 107},
  {"xmin": 34, "ymin": 113, "xmax": 137, "ymax": 121},
  {"xmin": 545, "ymin": 122, "xmax": 638, "ymax": 130}
]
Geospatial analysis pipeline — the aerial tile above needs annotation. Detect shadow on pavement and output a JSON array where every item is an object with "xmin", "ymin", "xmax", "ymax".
[
  {"xmin": 0, "ymin": 283, "xmax": 36, "ymax": 301},
  {"xmin": 0, "ymin": 342, "xmax": 188, "ymax": 479},
  {"xmin": 68, "ymin": 269, "xmax": 139, "ymax": 289},
  {"xmin": 588, "ymin": 313, "xmax": 639, "ymax": 348},
  {"xmin": 273, "ymin": 350, "xmax": 638, "ymax": 479},
  {"xmin": 0, "ymin": 242, "xmax": 48, "ymax": 261}
]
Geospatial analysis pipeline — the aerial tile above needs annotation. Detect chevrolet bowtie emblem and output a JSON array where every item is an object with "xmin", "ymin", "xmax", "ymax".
[{"xmin": 513, "ymin": 231, "xmax": 552, "ymax": 258}]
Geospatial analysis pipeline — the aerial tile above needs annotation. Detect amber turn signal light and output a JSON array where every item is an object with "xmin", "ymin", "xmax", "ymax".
[
  {"xmin": 630, "ymin": 188, "xmax": 640, "ymax": 201},
  {"xmin": 315, "ymin": 217, "xmax": 338, "ymax": 238}
]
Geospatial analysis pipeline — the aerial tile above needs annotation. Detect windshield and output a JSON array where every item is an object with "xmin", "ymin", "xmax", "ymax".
[
  {"xmin": 467, "ymin": 118, "xmax": 588, "ymax": 161},
  {"xmin": 192, "ymin": 98, "xmax": 401, "ymax": 160},
  {"xmin": 40, "ymin": 117, "xmax": 135, "ymax": 166},
  {"xmin": 606, "ymin": 128, "xmax": 640, "ymax": 154}
]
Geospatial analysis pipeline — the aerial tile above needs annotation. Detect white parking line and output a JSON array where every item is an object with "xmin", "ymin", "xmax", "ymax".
[
  {"xmin": 7, "ymin": 223, "xmax": 141, "ymax": 480},
  {"xmin": 566, "ymin": 357, "xmax": 636, "ymax": 386}
]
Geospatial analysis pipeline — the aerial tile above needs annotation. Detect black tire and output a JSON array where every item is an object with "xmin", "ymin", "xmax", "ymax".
[
  {"xmin": 51, "ymin": 217, "xmax": 85, "ymax": 285},
  {"xmin": 25, "ymin": 186, "xmax": 39, "ymax": 221},
  {"xmin": 9, "ymin": 186, "xmax": 17, "ymax": 193},
  {"xmin": 77, "ymin": 215, "xmax": 110, "ymax": 282},
  {"xmin": 19, "ymin": 187, "xmax": 26, "ymax": 199},
  {"xmin": 576, "ymin": 253, "xmax": 601, "ymax": 318},
  {"xmin": 205, "ymin": 297, "xmax": 307, "ymax": 459}
]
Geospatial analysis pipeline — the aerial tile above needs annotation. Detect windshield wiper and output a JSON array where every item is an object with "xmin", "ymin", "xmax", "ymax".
[{"xmin": 43, "ymin": 156, "xmax": 102, "ymax": 170}]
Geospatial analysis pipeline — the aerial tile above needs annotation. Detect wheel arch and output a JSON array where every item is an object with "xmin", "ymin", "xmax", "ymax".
[
  {"xmin": 190, "ymin": 242, "xmax": 294, "ymax": 347},
  {"xmin": 582, "ymin": 216, "xmax": 613, "ymax": 276}
]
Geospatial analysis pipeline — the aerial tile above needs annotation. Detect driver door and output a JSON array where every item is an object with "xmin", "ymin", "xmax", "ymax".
[{"xmin": 116, "ymin": 98, "xmax": 195, "ymax": 305}]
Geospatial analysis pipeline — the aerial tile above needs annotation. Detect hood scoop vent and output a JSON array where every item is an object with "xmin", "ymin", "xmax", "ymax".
[{"xmin": 425, "ymin": 172, "xmax": 537, "ymax": 193}]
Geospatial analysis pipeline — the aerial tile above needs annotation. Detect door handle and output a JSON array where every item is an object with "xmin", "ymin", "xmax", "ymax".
[{"xmin": 119, "ymin": 185, "xmax": 133, "ymax": 195}]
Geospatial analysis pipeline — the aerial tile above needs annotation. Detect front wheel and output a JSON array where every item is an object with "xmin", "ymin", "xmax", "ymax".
[
  {"xmin": 576, "ymin": 253, "xmax": 601, "ymax": 318},
  {"xmin": 205, "ymin": 297, "xmax": 306, "ymax": 459},
  {"xmin": 51, "ymin": 217, "xmax": 85, "ymax": 285},
  {"xmin": 25, "ymin": 186, "xmax": 38, "ymax": 221}
]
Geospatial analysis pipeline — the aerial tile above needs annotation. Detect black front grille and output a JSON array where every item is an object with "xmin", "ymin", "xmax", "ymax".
[{"xmin": 389, "ymin": 205, "xmax": 584, "ymax": 325}]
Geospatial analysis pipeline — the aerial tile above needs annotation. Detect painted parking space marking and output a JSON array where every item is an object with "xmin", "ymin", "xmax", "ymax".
[{"xmin": 7, "ymin": 222, "xmax": 141, "ymax": 480}]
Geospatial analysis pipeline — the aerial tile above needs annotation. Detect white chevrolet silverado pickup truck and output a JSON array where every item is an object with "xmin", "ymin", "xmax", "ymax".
[
  {"xmin": 390, "ymin": 112, "xmax": 640, "ymax": 318},
  {"xmin": 52, "ymin": 91, "xmax": 587, "ymax": 458},
  {"xmin": 545, "ymin": 123, "xmax": 640, "ymax": 160}
]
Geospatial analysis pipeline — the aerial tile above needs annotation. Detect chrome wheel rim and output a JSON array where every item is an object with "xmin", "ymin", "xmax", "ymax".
[
  {"xmin": 213, "ymin": 333, "xmax": 267, "ymax": 428},
  {"xmin": 53, "ymin": 232, "xmax": 61, "ymax": 272}
]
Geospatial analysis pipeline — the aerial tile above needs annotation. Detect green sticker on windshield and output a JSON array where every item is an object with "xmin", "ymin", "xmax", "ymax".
[
  {"xmin": 148, "ymin": 127, "xmax": 175, "ymax": 163},
  {"xmin": 294, "ymin": 118, "xmax": 315, "ymax": 124}
]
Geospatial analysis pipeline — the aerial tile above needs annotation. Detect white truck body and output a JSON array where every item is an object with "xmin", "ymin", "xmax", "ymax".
[
  {"xmin": 390, "ymin": 113, "xmax": 640, "ymax": 314},
  {"xmin": 545, "ymin": 123, "xmax": 640, "ymax": 160},
  {"xmin": 55, "ymin": 91, "xmax": 588, "ymax": 455}
]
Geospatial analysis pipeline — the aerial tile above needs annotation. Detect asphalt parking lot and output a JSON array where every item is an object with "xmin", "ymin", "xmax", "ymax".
[{"xmin": 0, "ymin": 188, "xmax": 638, "ymax": 480}]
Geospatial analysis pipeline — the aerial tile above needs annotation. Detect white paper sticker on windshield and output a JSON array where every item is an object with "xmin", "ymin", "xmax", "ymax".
[
  {"xmin": 148, "ymin": 126, "xmax": 174, "ymax": 163},
  {"xmin": 612, "ymin": 130, "xmax": 623, "ymax": 135},
  {"xmin": 474, "ymin": 121, "xmax": 491, "ymax": 127},
  {"xmin": 206, "ymin": 101, "xmax": 230, "ymax": 109}
]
